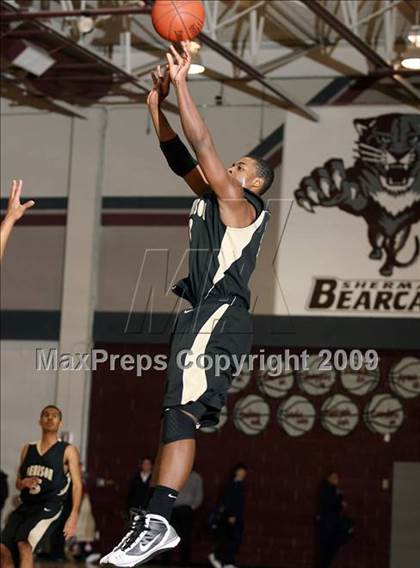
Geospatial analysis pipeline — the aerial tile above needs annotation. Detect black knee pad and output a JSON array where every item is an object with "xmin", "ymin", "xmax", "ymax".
[{"xmin": 162, "ymin": 407, "xmax": 197, "ymax": 444}]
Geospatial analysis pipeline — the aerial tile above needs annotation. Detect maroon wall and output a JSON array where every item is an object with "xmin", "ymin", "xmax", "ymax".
[{"xmin": 87, "ymin": 344, "xmax": 420, "ymax": 568}]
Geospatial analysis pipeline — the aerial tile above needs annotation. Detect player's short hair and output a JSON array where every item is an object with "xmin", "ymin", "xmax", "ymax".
[
  {"xmin": 40, "ymin": 405, "xmax": 62, "ymax": 420},
  {"xmin": 246, "ymin": 155, "xmax": 275, "ymax": 195}
]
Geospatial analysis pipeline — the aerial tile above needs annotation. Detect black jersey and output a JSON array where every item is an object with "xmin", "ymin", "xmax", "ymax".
[
  {"xmin": 19, "ymin": 441, "xmax": 71, "ymax": 504},
  {"xmin": 173, "ymin": 188, "xmax": 270, "ymax": 309}
]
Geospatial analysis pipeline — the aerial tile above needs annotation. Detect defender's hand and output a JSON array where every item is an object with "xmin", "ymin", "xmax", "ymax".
[
  {"xmin": 4, "ymin": 180, "xmax": 34, "ymax": 224},
  {"xmin": 166, "ymin": 42, "xmax": 192, "ymax": 85},
  {"xmin": 147, "ymin": 65, "xmax": 170, "ymax": 107},
  {"xmin": 295, "ymin": 159, "xmax": 358, "ymax": 212}
]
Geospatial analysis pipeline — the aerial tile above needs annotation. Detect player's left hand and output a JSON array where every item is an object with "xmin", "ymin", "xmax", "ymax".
[
  {"xmin": 63, "ymin": 512, "xmax": 78, "ymax": 540},
  {"xmin": 166, "ymin": 41, "xmax": 191, "ymax": 84},
  {"xmin": 147, "ymin": 64, "xmax": 170, "ymax": 107}
]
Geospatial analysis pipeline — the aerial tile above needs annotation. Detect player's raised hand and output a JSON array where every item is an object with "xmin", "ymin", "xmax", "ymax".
[
  {"xmin": 147, "ymin": 64, "xmax": 170, "ymax": 107},
  {"xmin": 5, "ymin": 179, "xmax": 34, "ymax": 224},
  {"xmin": 166, "ymin": 41, "xmax": 192, "ymax": 84},
  {"xmin": 1, "ymin": 180, "xmax": 35, "ymax": 261}
]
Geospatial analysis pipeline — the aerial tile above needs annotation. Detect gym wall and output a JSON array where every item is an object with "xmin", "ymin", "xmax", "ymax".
[{"xmin": 87, "ymin": 345, "xmax": 420, "ymax": 568}]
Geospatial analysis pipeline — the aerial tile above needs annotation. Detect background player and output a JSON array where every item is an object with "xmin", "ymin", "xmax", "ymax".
[
  {"xmin": 0, "ymin": 405, "xmax": 82, "ymax": 568},
  {"xmin": 101, "ymin": 42, "xmax": 274, "ymax": 567}
]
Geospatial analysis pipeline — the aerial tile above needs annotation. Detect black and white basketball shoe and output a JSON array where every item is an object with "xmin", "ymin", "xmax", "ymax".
[{"xmin": 100, "ymin": 509, "xmax": 180, "ymax": 567}]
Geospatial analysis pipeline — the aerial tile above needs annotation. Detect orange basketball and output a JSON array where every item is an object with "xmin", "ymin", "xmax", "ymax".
[{"xmin": 151, "ymin": 0, "xmax": 205, "ymax": 42}]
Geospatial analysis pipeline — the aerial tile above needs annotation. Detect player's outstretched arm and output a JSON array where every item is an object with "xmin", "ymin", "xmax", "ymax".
[
  {"xmin": 1, "ymin": 180, "xmax": 34, "ymax": 262},
  {"xmin": 167, "ymin": 43, "xmax": 254, "ymax": 228},
  {"xmin": 147, "ymin": 65, "xmax": 208, "ymax": 196},
  {"xmin": 63, "ymin": 444, "xmax": 82, "ymax": 540}
]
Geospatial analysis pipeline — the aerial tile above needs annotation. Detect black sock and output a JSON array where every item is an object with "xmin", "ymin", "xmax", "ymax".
[{"xmin": 147, "ymin": 485, "xmax": 178, "ymax": 521}]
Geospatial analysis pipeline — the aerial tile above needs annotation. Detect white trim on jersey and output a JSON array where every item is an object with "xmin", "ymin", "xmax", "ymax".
[
  {"xmin": 27, "ymin": 507, "xmax": 62, "ymax": 550},
  {"xmin": 181, "ymin": 303, "xmax": 230, "ymax": 404},
  {"xmin": 206, "ymin": 211, "xmax": 267, "ymax": 299},
  {"xmin": 57, "ymin": 472, "xmax": 71, "ymax": 496}
]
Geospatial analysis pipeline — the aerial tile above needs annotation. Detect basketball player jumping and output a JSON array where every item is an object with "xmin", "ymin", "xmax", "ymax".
[
  {"xmin": 101, "ymin": 42, "xmax": 274, "ymax": 567},
  {"xmin": 0, "ymin": 405, "xmax": 82, "ymax": 568}
]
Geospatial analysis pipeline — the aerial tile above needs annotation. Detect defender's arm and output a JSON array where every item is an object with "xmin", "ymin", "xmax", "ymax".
[{"xmin": 1, "ymin": 180, "xmax": 34, "ymax": 262}]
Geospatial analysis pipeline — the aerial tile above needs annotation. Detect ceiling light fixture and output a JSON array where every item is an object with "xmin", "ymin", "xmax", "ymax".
[
  {"xmin": 77, "ymin": 15, "xmax": 95, "ymax": 34},
  {"xmin": 401, "ymin": 24, "xmax": 420, "ymax": 70},
  {"xmin": 187, "ymin": 41, "xmax": 205, "ymax": 75},
  {"xmin": 7, "ymin": 40, "xmax": 55, "ymax": 76}
]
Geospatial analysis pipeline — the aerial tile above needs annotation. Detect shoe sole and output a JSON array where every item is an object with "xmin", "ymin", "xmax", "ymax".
[{"xmin": 102, "ymin": 535, "xmax": 181, "ymax": 568}]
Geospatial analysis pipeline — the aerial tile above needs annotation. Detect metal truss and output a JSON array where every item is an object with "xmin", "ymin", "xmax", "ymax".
[
  {"xmin": 1, "ymin": 0, "xmax": 419, "ymax": 112},
  {"xmin": 302, "ymin": 0, "xmax": 420, "ymax": 102}
]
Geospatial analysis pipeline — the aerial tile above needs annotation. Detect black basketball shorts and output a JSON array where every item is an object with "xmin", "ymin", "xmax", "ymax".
[
  {"xmin": 1, "ymin": 500, "xmax": 63, "ymax": 552},
  {"xmin": 163, "ymin": 298, "xmax": 253, "ymax": 427}
]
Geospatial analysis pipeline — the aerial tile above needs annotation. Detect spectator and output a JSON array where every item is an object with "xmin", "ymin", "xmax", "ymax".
[
  {"xmin": 316, "ymin": 471, "xmax": 354, "ymax": 568},
  {"xmin": 0, "ymin": 470, "xmax": 9, "ymax": 516},
  {"xmin": 209, "ymin": 463, "xmax": 248, "ymax": 568},
  {"xmin": 127, "ymin": 458, "xmax": 153, "ymax": 511}
]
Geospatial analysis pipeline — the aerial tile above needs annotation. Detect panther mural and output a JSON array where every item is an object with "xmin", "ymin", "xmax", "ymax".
[{"xmin": 295, "ymin": 113, "xmax": 420, "ymax": 276}]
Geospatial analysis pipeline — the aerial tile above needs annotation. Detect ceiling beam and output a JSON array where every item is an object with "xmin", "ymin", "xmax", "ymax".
[
  {"xmin": 0, "ymin": 6, "xmax": 151, "ymax": 21},
  {"xmin": 256, "ymin": 45, "xmax": 319, "ymax": 75},
  {"xmin": 202, "ymin": 68, "xmax": 298, "ymax": 109},
  {"xmin": 1, "ymin": 75, "xmax": 88, "ymax": 118},
  {"xmin": 198, "ymin": 31, "xmax": 319, "ymax": 121},
  {"xmin": 301, "ymin": 0, "xmax": 420, "ymax": 102},
  {"xmin": 214, "ymin": 0, "xmax": 266, "ymax": 31},
  {"xmin": 0, "ymin": 0, "xmax": 179, "ymax": 112},
  {"xmin": 356, "ymin": 0, "xmax": 404, "ymax": 27}
]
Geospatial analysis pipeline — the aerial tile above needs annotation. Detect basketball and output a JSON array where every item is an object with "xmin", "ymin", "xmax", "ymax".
[
  {"xmin": 389, "ymin": 357, "xmax": 420, "ymax": 399},
  {"xmin": 233, "ymin": 395, "xmax": 270, "ymax": 436},
  {"xmin": 297, "ymin": 355, "xmax": 336, "ymax": 396},
  {"xmin": 277, "ymin": 395, "xmax": 316, "ymax": 437},
  {"xmin": 363, "ymin": 394, "xmax": 404, "ymax": 435},
  {"xmin": 257, "ymin": 368, "xmax": 294, "ymax": 399},
  {"xmin": 340, "ymin": 365, "xmax": 380, "ymax": 396},
  {"xmin": 228, "ymin": 361, "xmax": 252, "ymax": 394},
  {"xmin": 151, "ymin": 0, "xmax": 205, "ymax": 42},
  {"xmin": 321, "ymin": 394, "xmax": 359, "ymax": 436}
]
